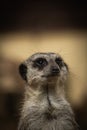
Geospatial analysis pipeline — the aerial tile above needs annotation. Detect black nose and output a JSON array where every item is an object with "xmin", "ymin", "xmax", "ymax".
[{"xmin": 51, "ymin": 66, "xmax": 60, "ymax": 75}]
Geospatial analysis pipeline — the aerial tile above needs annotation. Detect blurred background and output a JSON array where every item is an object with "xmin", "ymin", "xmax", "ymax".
[{"xmin": 0, "ymin": 1, "xmax": 87, "ymax": 130}]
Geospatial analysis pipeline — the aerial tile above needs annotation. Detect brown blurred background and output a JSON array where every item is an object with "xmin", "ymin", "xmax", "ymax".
[{"xmin": 0, "ymin": 1, "xmax": 87, "ymax": 130}]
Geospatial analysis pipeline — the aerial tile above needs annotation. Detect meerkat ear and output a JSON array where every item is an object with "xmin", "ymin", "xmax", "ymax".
[
  {"xmin": 64, "ymin": 62, "xmax": 69, "ymax": 71},
  {"xmin": 19, "ymin": 64, "xmax": 27, "ymax": 81}
]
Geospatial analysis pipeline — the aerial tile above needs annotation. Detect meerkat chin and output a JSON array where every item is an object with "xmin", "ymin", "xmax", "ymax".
[{"xmin": 18, "ymin": 52, "xmax": 78, "ymax": 130}]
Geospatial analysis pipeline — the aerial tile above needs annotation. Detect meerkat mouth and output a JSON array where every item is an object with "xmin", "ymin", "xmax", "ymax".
[{"xmin": 42, "ymin": 73, "xmax": 60, "ymax": 78}]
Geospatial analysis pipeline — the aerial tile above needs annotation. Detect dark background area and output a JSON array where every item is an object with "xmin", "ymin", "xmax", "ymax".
[
  {"xmin": 0, "ymin": 1, "xmax": 87, "ymax": 130},
  {"xmin": 0, "ymin": 1, "xmax": 87, "ymax": 33}
]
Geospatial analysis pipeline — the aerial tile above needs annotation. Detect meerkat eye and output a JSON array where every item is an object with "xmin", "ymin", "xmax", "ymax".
[
  {"xmin": 33, "ymin": 58, "xmax": 48, "ymax": 69},
  {"xmin": 55, "ymin": 57, "xmax": 63, "ymax": 68}
]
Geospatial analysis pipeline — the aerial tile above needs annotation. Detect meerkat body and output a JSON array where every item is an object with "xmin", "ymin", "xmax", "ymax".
[{"xmin": 18, "ymin": 52, "xmax": 78, "ymax": 130}]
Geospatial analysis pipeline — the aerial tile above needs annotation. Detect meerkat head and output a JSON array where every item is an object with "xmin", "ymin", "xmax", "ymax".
[{"xmin": 19, "ymin": 52, "xmax": 68, "ymax": 87}]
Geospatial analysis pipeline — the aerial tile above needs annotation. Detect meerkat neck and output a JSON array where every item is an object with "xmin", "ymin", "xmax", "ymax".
[
  {"xmin": 46, "ymin": 84, "xmax": 66, "ymax": 100},
  {"xmin": 24, "ymin": 82, "xmax": 66, "ymax": 102}
]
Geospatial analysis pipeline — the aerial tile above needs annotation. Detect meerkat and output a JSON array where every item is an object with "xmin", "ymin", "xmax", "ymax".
[{"xmin": 18, "ymin": 52, "xmax": 78, "ymax": 130}]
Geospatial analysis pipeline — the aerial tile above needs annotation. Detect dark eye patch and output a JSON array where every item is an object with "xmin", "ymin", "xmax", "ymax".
[
  {"xmin": 55, "ymin": 57, "xmax": 63, "ymax": 68},
  {"xmin": 33, "ymin": 58, "xmax": 48, "ymax": 69}
]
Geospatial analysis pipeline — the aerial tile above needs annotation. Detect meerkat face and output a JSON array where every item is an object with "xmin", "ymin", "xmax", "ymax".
[{"xmin": 19, "ymin": 53, "xmax": 68, "ymax": 86}]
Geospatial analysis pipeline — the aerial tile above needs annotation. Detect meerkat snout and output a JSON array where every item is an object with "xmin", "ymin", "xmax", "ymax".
[{"xmin": 51, "ymin": 66, "xmax": 60, "ymax": 75}]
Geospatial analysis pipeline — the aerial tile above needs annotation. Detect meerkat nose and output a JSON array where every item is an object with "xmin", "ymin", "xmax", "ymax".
[{"xmin": 51, "ymin": 66, "xmax": 60, "ymax": 75}]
